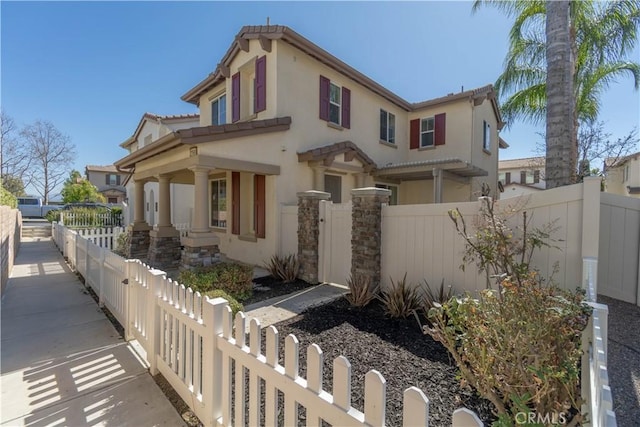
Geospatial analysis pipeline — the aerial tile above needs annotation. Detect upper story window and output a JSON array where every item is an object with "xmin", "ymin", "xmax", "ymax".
[
  {"xmin": 483, "ymin": 120, "xmax": 491, "ymax": 151},
  {"xmin": 211, "ymin": 94, "xmax": 227, "ymax": 126},
  {"xmin": 520, "ymin": 170, "xmax": 540, "ymax": 184},
  {"xmin": 380, "ymin": 109, "xmax": 395, "ymax": 144},
  {"xmin": 319, "ymin": 75, "xmax": 351, "ymax": 129},
  {"xmin": 106, "ymin": 174, "xmax": 120, "ymax": 186},
  {"xmin": 410, "ymin": 113, "xmax": 445, "ymax": 149},
  {"xmin": 231, "ymin": 56, "xmax": 266, "ymax": 123},
  {"xmin": 420, "ymin": 117, "xmax": 435, "ymax": 147}
]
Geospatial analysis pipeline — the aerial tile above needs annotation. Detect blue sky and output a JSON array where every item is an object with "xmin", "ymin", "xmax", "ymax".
[{"xmin": 2, "ymin": 1, "xmax": 639, "ymax": 195}]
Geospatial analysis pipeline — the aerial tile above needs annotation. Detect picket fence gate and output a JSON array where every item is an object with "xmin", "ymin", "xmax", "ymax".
[{"xmin": 51, "ymin": 222, "xmax": 612, "ymax": 427}]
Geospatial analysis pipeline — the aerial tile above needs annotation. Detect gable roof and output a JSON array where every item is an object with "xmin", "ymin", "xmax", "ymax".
[
  {"xmin": 120, "ymin": 112, "xmax": 200, "ymax": 148},
  {"xmin": 180, "ymin": 25, "xmax": 504, "ymax": 126},
  {"xmin": 297, "ymin": 141, "xmax": 377, "ymax": 172},
  {"xmin": 604, "ymin": 151, "xmax": 640, "ymax": 169}
]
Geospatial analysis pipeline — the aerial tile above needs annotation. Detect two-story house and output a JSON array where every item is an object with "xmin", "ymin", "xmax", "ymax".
[
  {"xmin": 85, "ymin": 165, "xmax": 129, "ymax": 204},
  {"xmin": 114, "ymin": 25, "xmax": 507, "ymax": 269},
  {"xmin": 118, "ymin": 113, "xmax": 200, "ymax": 225},
  {"xmin": 604, "ymin": 152, "xmax": 640, "ymax": 198},
  {"xmin": 497, "ymin": 157, "xmax": 545, "ymax": 198}
]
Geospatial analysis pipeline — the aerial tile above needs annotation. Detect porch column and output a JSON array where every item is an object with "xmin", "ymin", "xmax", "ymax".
[
  {"xmin": 191, "ymin": 166, "xmax": 210, "ymax": 234},
  {"xmin": 311, "ymin": 165, "xmax": 326, "ymax": 191},
  {"xmin": 181, "ymin": 166, "xmax": 220, "ymax": 270},
  {"xmin": 354, "ymin": 172, "xmax": 374, "ymax": 188},
  {"xmin": 148, "ymin": 174, "xmax": 180, "ymax": 272},
  {"xmin": 297, "ymin": 190, "xmax": 331, "ymax": 283},
  {"xmin": 433, "ymin": 168, "xmax": 443, "ymax": 203},
  {"xmin": 125, "ymin": 178, "xmax": 151, "ymax": 260}
]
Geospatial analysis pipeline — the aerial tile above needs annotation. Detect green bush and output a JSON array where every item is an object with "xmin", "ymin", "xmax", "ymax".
[
  {"xmin": 113, "ymin": 230, "xmax": 130, "ymax": 257},
  {"xmin": 0, "ymin": 187, "xmax": 17, "ymax": 208},
  {"xmin": 377, "ymin": 273, "xmax": 423, "ymax": 318},
  {"xmin": 203, "ymin": 289, "xmax": 243, "ymax": 316},
  {"xmin": 426, "ymin": 277, "xmax": 590, "ymax": 425},
  {"xmin": 177, "ymin": 262, "xmax": 254, "ymax": 301},
  {"xmin": 45, "ymin": 209, "xmax": 61, "ymax": 223}
]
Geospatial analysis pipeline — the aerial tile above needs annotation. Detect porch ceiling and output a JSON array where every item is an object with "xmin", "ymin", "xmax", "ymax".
[
  {"xmin": 133, "ymin": 154, "xmax": 280, "ymax": 183},
  {"xmin": 375, "ymin": 158, "xmax": 487, "ymax": 181}
]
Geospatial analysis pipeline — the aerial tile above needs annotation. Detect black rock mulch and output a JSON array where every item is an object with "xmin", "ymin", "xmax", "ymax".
[
  {"xmin": 243, "ymin": 276, "xmax": 316, "ymax": 306},
  {"xmin": 269, "ymin": 298, "xmax": 496, "ymax": 427}
]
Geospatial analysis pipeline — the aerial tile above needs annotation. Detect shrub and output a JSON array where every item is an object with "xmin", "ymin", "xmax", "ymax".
[
  {"xmin": 113, "ymin": 230, "xmax": 130, "ymax": 257},
  {"xmin": 45, "ymin": 209, "xmax": 61, "ymax": 223},
  {"xmin": 344, "ymin": 274, "xmax": 378, "ymax": 307},
  {"xmin": 264, "ymin": 254, "xmax": 299, "ymax": 283},
  {"xmin": 177, "ymin": 262, "xmax": 254, "ymax": 301},
  {"xmin": 0, "ymin": 187, "xmax": 17, "ymax": 208},
  {"xmin": 377, "ymin": 273, "xmax": 423, "ymax": 318},
  {"xmin": 203, "ymin": 289, "xmax": 243, "ymax": 316},
  {"xmin": 426, "ymin": 277, "xmax": 590, "ymax": 424}
]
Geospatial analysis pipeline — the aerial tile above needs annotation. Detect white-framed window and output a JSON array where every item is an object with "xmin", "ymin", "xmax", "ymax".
[
  {"xmin": 375, "ymin": 184, "xmax": 398, "ymax": 205},
  {"xmin": 106, "ymin": 174, "xmax": 119, "ymax": 185},
  {"xmin": 380, "ymin": 109, "xmax": 396, "ymax": 143},
  {"xmin": 211, "ymin": 94, "xmax": 227, "ymax": 126},
  {"xmin": 420, "ymin": 117, "xmax": 435, "ymax": 147},
  {"xmin": 210, "ymin": 178, "xmax": 227, "ymax": 228},
  {"xmin": 329, "ymin": 82, "xmax": 341, "ymax": 125},
  {"xmin": 483, "ymin": 121, "xmax": 491, "ymax": 151}
]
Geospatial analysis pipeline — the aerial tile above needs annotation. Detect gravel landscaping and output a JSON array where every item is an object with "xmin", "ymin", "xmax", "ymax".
[{"xmin": 243, "ymin": 275, "xmax": 316, "ymax": 306}]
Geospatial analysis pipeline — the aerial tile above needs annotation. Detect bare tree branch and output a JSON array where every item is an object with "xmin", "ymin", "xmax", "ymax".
[{"xmin": 1, "ymin": 110, "xmax": 32, "ymax": 187}]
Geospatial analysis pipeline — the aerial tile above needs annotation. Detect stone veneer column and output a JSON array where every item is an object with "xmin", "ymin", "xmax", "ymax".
[
  {"xmin": 181, "ymin": 166, "xmax": 220, "ymax": 270},
  {"xmin": 148, "ymin": 174, "xmax": 181, "ymax": 272},
  {"xmin": 351, "ymin": 187, "xmax": 391, "ymax": 290},
  {"xmin": 297, "ymin": 190, "xmax": 330, "ymax": 283},
  {"xmin": 126, "ymin": 179, "xmax": 151, "ymax": 260}
]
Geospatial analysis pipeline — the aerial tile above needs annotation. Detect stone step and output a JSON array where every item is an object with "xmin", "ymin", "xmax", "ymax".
[{"xmin": 22, "ymin": 227, "xmax": 52, "ymax": 238}]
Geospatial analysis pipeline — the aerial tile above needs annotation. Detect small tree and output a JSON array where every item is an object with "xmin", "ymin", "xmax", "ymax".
[
  {"xmin": 20, "ymin": 120, "xmax": 76, "ymax": 204},
  {"xmin": 1, "ymin": 174, "xmax": 26, "ymax": 196},
  {"xmin": 61, "ymin": 170, "xmax": 105, "ymax": 203}
]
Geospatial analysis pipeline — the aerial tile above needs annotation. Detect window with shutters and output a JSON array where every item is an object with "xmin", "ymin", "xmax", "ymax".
[
  {"xmin": 210, "ymin": 178, "xmax": 227, "ymax": 228},
  {"xmin": 230, "ymin": 172, "xmax": 266, "ymax": 239},
  {"xmin": 420, "ymin": 117, "xmax": 435, "ymax": 147},
  {"xmin": 319, "ymin": 76, "xmax": 350, "ymax": 128},
  {"xmin": 380, "ymin": 109, "xmax": 395, "ymax": 144},
  {"xmin": 232, "ymin": 56, "xmax": 267, "ymax": 123},
  {"xmin": 211, "ymin": 94, "xmax": 227, "ymax": 126},
  {"xmin": 106, "ymin": 174, "xmax": 120, "ymax": 186}
]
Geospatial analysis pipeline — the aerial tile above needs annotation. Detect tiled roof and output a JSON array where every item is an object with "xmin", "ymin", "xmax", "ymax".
[
  {"xmin": 604, "ymin": 151, "xmax": 640, "ymax": 168},
  {"xmin": 499, "ymin": 157, "xmax": 545, "ymax": 170},
  {"xmin": 85, "ymin": 165, "xmax": 120, "ymax": 173}
]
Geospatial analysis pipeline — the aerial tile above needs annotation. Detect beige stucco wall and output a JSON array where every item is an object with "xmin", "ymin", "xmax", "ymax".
[{"xmin": 606, "ymin": 157, "xmax": 640, "ymax": 198}]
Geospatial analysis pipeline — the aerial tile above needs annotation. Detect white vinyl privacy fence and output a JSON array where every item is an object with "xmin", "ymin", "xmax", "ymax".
[{"xmin": 51, "ymin": 222, "xmax": 487, "ymax": 427}]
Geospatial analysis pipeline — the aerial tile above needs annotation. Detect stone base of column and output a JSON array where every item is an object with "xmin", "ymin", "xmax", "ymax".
[
  {"xmin": 125, "ymin": 223, "xmax": 151, "ymax": 260},
  {"xmin": 148, "ymin": 231, "xmax": 182, "ymax": 272},
  {"xmin": 180, "ymin": 234, "xmax": 221, "ymax": 270}
]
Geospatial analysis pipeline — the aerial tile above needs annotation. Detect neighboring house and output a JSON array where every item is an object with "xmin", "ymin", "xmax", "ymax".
[
  {"xmin": 498, "ymin": 157, "xmax": 545, "ymax": 198},
  {"xmin": 115, "ymin": 25, "xmax": 508, "ymax": 267},
  {"xmin": 119, "ymin": 113, "xmax": 200, "ymax": 226},
  {"xmin": 85, "ymin": 165, "xmax": 130, "ymax": 204},
  {"xmin": 604, "ymin": 151, "xmax": 640, "ymax": 198}
]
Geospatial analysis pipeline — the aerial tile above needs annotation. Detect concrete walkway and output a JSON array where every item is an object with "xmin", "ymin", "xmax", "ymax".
[{"xmin": 1, "ymin": 238, "xmax": 185, "ymax": 426}]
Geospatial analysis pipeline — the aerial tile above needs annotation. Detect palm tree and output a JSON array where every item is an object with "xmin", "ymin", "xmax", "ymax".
[
  {"xmin": 545, "ymin": 0, "xmax": 575, "ymax": 188},
  {"xmin": 473, "ymin": 0, "xmax": 640, "ymax": 184}
]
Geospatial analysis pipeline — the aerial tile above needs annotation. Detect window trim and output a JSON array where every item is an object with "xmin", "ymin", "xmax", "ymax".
[
  {"xmin": 210, "ymin": 177, "xmax": 228, "ymax": 229},
  {"xmin": 211, "ymin": 93, "xmax": 227, "ymax": 126},
  {"xmin": 483, "ymin": 120, "xmax": 491, "ymax": 152},
  {"xmin": 379, "ymin": 109, "xmax": 396, "ymax": 144},
  {"xmin": 420, "ymin": 117, "xmax": 435, "ymax": 148}
]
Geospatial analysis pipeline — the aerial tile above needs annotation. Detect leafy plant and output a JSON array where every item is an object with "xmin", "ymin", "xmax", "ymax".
[
  {"xmin": 0, "ymin": 187, "xmax": 18, "ymax": 208},
  {"xmin": 45, "ymin": 209, "xmax": 61, "ymax": 223},
  {"xmin": 426, "ymin": 277, "xmax": 590, "ymax": 425},
  {"xmin": 378, "ymin": 273, "xmax": 423, "ymax": 318},
  {"xmin": 448, "ymin": 196, "xmax": 558, "ymax": 288},
  {"xmin": 203, "ymin": 289, "xmax": 243, "ymax": 316},
  {"xmin": 344, "ymin": 274, "xmax": 378, "ymax": 307},
  {"xmin": 113, "ymin": 230, "xmax": 130, "ymax": 257},
  {"xmin": 264, "ymin": 254, "xmax": 299, "ymax": 283},
  {"xmin": 178, "ymin": 262, "xmax": 254, "ymax": 301},
  {"xmin": 423, "ymin": 278, "xmax": 455, "ymax": 310}
]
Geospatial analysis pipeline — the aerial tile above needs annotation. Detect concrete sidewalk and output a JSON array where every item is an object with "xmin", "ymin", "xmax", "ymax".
[{"xmin": 1, "ymin": 238, "xmax": 185, "ymax": 426}]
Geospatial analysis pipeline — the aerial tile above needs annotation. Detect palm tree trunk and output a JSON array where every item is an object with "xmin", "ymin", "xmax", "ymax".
[{"xmin": 545, "ymin": 0, "xmax": 576, "ymax": 188}]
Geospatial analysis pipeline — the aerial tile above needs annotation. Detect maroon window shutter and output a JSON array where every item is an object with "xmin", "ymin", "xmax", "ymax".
[
  {"xmin": 410, "ymin": 119, "xmax": 420, "ymax": 149},
  {"xmin": 116, "ymin": 175, "xmax": 121, "ymax": 185},
  {"xmin": 319, "ymin": 75, "xmax": 330, "ymax": 121},
  {"xmin": 341, "ymin": 87, "xmax": 351, "ymax": 129},
  {"xmin": 434, "ymin": 113, "xmax": 446, "ymax": 146},
  {"xmin": 255, "ymin": 56, "xmax": 267, "ymax": 113},
  {"xmin": 232, "ymin": 72, "xmax": 240, "ymax": 122},
  {"xmin": 105, "ymin": 175, "xmax": 109, "ymax": 185},
  {"xmin": 254, "ymin": 174, "xmax": 266, "ymax": 239},
  {"xmin": 231, "ymin": 172, "xmax": 240, "ymax": 235}
]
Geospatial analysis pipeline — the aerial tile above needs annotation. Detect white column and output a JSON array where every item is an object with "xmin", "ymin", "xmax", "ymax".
[{"xmin": 191, "ymin": 166, "xmax": 211, "ymax": 234}]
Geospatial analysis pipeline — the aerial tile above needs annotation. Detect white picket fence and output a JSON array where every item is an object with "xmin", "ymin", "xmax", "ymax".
[
  {"xmin": 51, "ymin": 222, "xmax": 612, "ymax": 426},
  {"xmin": 60, "ymin": 211, "xmax": 123, "ymax": 228}
]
